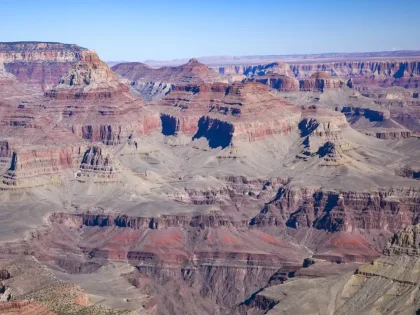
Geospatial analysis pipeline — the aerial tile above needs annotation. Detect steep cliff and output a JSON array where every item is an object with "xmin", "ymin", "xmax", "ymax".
[
  {"xmin": 213, "ymin": 60, "xmax": 420, "ymax": 90},
  {"xmin": 0, "ymin": 42, "xmax": 87, "ymax": 91},
  {"xmin": 78, "ymin": 145, "xmax": 121, "ymax": 182},
  {"xmin": 112, "ymin": 59, "xmax": 227, "ymax": 101},
  {"xmin": 39, "ymin": 51, "xmax": 161, "ymax": 144},
  {"xmin": 299, "ymin": 72, "xmax": 349, "ymax": 92},
  {"xmin": 158, "ymin": 81, "xmax": 302, "ymax": 146}
]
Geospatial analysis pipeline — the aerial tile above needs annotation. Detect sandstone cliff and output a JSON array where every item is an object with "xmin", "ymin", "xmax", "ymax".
[
  {"xmin": 158, "ymin": 81, "xmax": 301, "ymax": 146},
  {"xmin": 0, "ymin": 42, "xmax": 87, "ymax": 91},
  {"xmin": 112, "ymin": 59, "xmax": 227, "ymax": 101},
  {"xmin": 212, "ymin": 60, "xmax": 420, "ymax": 90},
  {"xmin": 40, "ymin": 51, "xmax": 161, "ymax": 144}
]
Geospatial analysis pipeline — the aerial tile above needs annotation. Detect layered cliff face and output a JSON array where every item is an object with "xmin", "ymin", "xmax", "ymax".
[
  {"xmin": 210, "ymin": 61, "xmax": 294, "ymax": 77},
  {"xmin": 254, "ymin": 186, "xmax": 420, "ymax": 234},
  {"xmin": 38, "ymin": 51, "xmax": 161, "ymax": 144},
  {"xmin": 157, "ymin": 81, "xmax": 302, "ymax": 146},
  {"xmin": 0, "ymin": 62, "xmax": 38, "ymax": 102},
  {"xmin": 2, "ymin": 43, "xmax": 420, "ymax": 315},
  {"xmin": 212, "ymin": 60, "xmax": 420, "ymax": 92},
  {"xmin": 0, "ymin": 103, "xmax": 84, "ymax": 188},
  {"xmin": 299, "ymin": 71, "xmax": 349, "ymax": 92},
  {"xmin": 290, "ymin": 60, "xmax": 420, "ymax": 89},
  {"xmin": 24, "ymin": 211, "xmax": 307, "ymax": 315},
  {"xmin": 357, "ymin": 88, "xmax": 420, "ymax": 132},
  {"xmin": 0, "ymin": 42, "xmax": 87, "ymax": 91},
  {"xmin": 214, "ymin": 60, "xmax": 420, "ymax": 90},
  {"xmin": 250, "ymin": 74, "xmax": 299, "ymax": 92},
  {"xmin": 240, "ymin": 62, "xmax": 301, "ymax": 92},
  {"xmin": 78, "ymin": 145, "xmax": 121, "ymax": 182},
  {"xmin": 214, "ymin": 63, "xmax": 350, "ymax": 92},
  {"xmin": 384, "ymin": 224, "xmax": 420, "ymax": 256},
  {"xmin": 234, "ymin": 224, "xmax": 420, "ymax": 315},
  {"xmin": 112, "ymin": 58, "xmax": 227, "ymax": 101}
]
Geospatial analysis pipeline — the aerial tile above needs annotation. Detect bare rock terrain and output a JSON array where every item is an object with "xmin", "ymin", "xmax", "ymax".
[{"xmin": 1, "ymin": 42, "xmax": 420, "ymax": 315}]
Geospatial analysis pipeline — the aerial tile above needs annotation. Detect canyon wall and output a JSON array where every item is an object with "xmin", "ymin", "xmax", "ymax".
[
  {"xmin": 211, "ymin": 60, "xmax": 420, "ymax": 89},
  {"xmin": 0, "ymin": 42, "xmax": 87, "ymax": 91}
]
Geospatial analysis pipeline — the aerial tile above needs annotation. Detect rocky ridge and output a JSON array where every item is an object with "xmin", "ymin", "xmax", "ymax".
[
  {"xmin": 1, "ymin": 43, "xmax": 420, "ymax": 315},
  {"xmin": 112, "ymin": 59, "xmax": 228, "ymax": 101},
  {"xmin": 158, "ymin": 81, "xmax": 301, "ymax": 147},
  {"xmin": 0, "ymin": 42, "xmax": 87, "ymax": 91},
  {"xmin": 211, "ymin": 60, "xmax": 420, "ymax": 89}
]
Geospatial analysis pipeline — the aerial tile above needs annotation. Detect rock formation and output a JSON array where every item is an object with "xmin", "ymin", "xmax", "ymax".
[
  {"xmin": 0, "ymin": 103, "xmax": 84, "ymax": 189},
  {"xmin": 78, "ymin": 145, "xmax": 121, "ymax": 182},
  {"xmin": 384, "ymin": 224, "xmax": 420, "ymax": 256},
  {"xmin": 250, "ymin": 74, "xmax": 299, "ymax": 92},
  {"xmin": 212, "ymin": 60, "xmax": 420, "ymax": 90},
  {"xmin": 112, "ymin": 58, "xmax": 227, "ymax": 101},
  {"xmin": 158, "ymin": 81, "xmax": 301, "ymax": 146},
  {"xmin": 1, "ymin": 42, "xmax": 420, "ymax": 315},
  {"xmin": 0, "ymin": 42, "xmax": 87, "ymax": 91},
  {"xmin": 38, "ymin": 51, "xmax": 161, "ymax": 144},
  {"xmin": 0, "ymin": 301, "xmax": 56, "ymax": 315},
  {"xmin": 299, "ymin": 71, "xmax": 349, "ymax": 92},
  {"xmin": 289, "ymin": 60, "xmax": 420, "ymax": 89}
]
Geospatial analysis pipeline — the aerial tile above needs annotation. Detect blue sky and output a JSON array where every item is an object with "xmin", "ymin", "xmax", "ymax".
[{"xmin": 1, "ymin": 0, "xmax": 419, "ymax": 61}]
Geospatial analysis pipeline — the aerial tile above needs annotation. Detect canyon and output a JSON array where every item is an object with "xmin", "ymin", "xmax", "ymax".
[{"xmin": 0, "ymin": 42, "xmax": 420, "ymax": 315}]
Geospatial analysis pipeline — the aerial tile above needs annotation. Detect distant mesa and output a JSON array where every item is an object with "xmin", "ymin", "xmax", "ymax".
[{"xmin": 112, "ymin": 57, "xmax": 228, "ymax": 101}]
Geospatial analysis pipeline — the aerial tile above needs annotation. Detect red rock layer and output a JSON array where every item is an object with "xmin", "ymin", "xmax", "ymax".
[
  {"xmin": 0, "ymin": 103, "xmax": 85, "ymax": 188},
  {"xmin": 210, "ymin": 61, "xmax": 294, "ymax": 77},
  {"xmin": 299, "ymin": 71, "xmax": 348, "ymax": 92},
  {"xmin": 112, "ymin": 58, "xmax": 226, "ymax": 85},
  {"xmin": 212, "ymin": 60, "xmax": 420, "ymax": 89},
  {"xmin": 158, "ymin": 81, "xmax": 302, "ymax": 145},
  {"xmin": 0, "ymin": 300, "xmax": 56, "ymax": 315},
  {"xmin": 289, "ymin": 61, "xmax": 420, "ymax": 89},
  {"xmin": 38, "ymin": 51, "xmax": 161, "ymax": 144},
  {"xmin": 252, "ymin": 186, "xmax": 420, "ymax": 233},
  {"xmin": 289, "ymin": 60, "xmax": 420, "ymax": 79},
  {"xmin": 0, "ymin": 42, "xmax": 87, "ymax": 91},
  {"xmin": 250, "ymin": 74, "xmax": 300, "ymax": 92},
  {"xmin": 30, "ymin": 211, "xmax": 307, "ymax": 313}
]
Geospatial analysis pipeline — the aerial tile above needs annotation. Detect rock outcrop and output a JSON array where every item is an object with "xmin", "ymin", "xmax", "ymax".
[
  {"xmin": 384, "ymin": 224, "xmax": 420, "ymax": 256},
  {"xmin": 255, "ymin": 186, "xmax": 420, "ymax": 232},
  {"xmin": 29, "ymin": 211, "xmax": 307, "ymax": 315},
  {"xmin": 39, "ymin": 51, "xmax": 161, "ymax": 144},
  {"xmin": 212, "ymin": 60, "xmax": 420, "ymax": 90},
  {"xmin": 0, "ymin": 42, "xmax": 87, "ymax": 91},
  {"xmin": 290, "ymin": 60, "xmax": 420, "ymax": 89},
  {"xmin": 78, "ymin": 145, "xmax": 121, "ymax": 182},
  {"xmin": 250, "ymin": 74, "xmax": 299, "ymax": 92},
  {"xmin": 158, "ymin": 81, "xmax": 302, "ymax": 146},
  {"xmin": 299, "ymin": 72, "xmax": 348, "ymax": 92},
  {"xmin": 0, "ymin": 103, "xmax": 84, "ymax": 189},
  {"xmin": 295, "ymin": 107, "xmax": 353, "ymax": 166},
  {"xmin": 210, "ymin": 61, "xmax": 294, "ymax": 77},
  {"xmin": 0, "ymin": 301, "xmax": 56, "ymax": 315},
  {"xmin": 2, "ymin": 42, "xmax": 420, "ymax": 315},
  {"xmin": 112, "ymin": 59, "xmax": 227, "ymax": 101}
]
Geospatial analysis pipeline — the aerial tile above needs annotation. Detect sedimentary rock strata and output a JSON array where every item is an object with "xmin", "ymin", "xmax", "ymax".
[
  {"xmin": 213, "ymin": 60, "xmax": 420, "ymax": 89},
  {"xmin": 298, "ymin": 71, "xmax": 348, "ymax": 92},
  {"xmin": 112, "ymin": 59, "xmax": 227, "ymax": 101},
  {"xmin": 1, "ymin": 42, "xmax": 420, "ymax": 315},
  {"xmin": 0, "ymin": 42, "xmax": 87, "ymax": 91},
  {"xmin": 158, "ymin": 81, "xmax": 301, "ymax": 146},
  {"xmin": 250, "ymin": 74, "xmax": 300, "ymax": 92},
  {"xmin": 38, "ymin": 51, "xmax": 161, "ymax": 144}
]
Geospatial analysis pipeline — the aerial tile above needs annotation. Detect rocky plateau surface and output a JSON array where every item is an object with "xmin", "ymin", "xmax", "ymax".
[{"xmin": 1, "ymin": 42, "xmax": 420, "ymax": 315}]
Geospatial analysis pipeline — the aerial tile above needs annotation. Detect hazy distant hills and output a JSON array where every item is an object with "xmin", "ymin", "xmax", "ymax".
[{"xmin": 108, "ymin": 50, "xmax": 420, "ymax": 67}]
